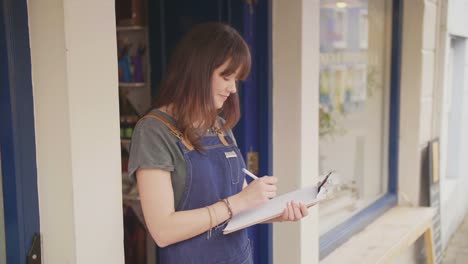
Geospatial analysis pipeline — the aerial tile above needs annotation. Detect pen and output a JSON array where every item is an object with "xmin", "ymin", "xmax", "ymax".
[{"xmin": 242, "ymin": 168, "xmax": 258, "ymax": 180}]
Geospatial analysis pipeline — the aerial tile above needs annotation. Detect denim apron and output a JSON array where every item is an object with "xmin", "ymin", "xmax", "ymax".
[{"xmin": 147, "ymin": 114, "xmax": 253, "ymax": 264}]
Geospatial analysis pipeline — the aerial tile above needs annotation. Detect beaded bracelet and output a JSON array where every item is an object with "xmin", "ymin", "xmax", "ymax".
[{"xmin": 221, "ymin": 198, "xmax": 233, "ymax": 220}]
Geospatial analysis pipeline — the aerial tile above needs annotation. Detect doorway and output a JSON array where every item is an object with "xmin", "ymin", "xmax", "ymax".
[{"xmin": 117, "ymin": 0, "xmax": 273, "ymax": 263}]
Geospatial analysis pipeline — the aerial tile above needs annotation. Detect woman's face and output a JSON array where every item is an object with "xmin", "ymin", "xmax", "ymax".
[{"xmin": 211, "ymin": 60, "xmax": 239, "ymax": 110}]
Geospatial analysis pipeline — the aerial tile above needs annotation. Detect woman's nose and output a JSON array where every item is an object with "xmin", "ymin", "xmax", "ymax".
[{"xmin": 228, "ymin": 81, "xmax": 237, "ymax": 94}]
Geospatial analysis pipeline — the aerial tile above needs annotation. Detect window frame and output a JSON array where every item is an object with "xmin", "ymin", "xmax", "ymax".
[
  {"xmin": 0, "ymin": 0, "xmax": 41, "ymax": 263},
  {"xmin": 319, "ymin": 0, "xmax": 403, "ymax": 259}
]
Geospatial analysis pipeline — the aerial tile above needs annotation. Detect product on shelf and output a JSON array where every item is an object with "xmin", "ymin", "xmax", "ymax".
[{"xmin": 120, "ymin": 116, "xmax": 139, "ymax": 139}]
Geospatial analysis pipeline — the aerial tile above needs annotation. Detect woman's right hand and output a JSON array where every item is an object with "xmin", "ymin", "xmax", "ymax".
[{"xmin": 230, "ymin": 176, "xmax": 278, "ymax": 214}]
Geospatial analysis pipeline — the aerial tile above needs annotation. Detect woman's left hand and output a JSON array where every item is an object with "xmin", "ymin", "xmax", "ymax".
[{"xmin": 278, "ymin": 201, "xmax": 309, "ymax": 222}]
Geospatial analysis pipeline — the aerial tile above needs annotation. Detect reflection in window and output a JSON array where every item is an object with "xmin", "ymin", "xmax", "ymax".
[{"xmin": 319, "ymin": 0, "xmax": 392, "ymax": 235}]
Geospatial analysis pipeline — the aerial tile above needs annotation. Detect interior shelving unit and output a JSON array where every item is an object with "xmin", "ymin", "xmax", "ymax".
[{"xmin": 116, "ymin": 0, "xmax": 156, "ymax": 263}]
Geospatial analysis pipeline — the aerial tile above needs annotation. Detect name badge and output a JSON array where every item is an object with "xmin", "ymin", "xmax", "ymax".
[{"xmin": 224, "ymin": 151, "xmax": 237, "ymax": 158}]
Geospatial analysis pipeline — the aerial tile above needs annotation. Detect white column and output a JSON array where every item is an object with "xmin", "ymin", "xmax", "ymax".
[
  {"xmin": 440, "ymin": 0, "xmax": 468, "ymax": 248},
  {"xmin": 399, "ymin": 0, "xmax": 425, "ymax": 206},
  {"xmin": 272, "ymin": 0, "xmax": 320, "ymax": 263},
  {"xmin": 28, "ymin": 0, "xmax": 124, "ymax": 263},
  {"xmin": 398, "ymin": 0, "xmax": 440, "ymax": 262}
]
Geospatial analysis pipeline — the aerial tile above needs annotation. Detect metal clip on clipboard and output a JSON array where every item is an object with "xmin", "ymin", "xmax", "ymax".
[{"xmin": 317, "ymin": 171, "xmax": 333, "ymax": 194}]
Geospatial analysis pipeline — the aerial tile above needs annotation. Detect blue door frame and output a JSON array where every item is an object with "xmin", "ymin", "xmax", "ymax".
[
  {"xmin": 233, "ymin": 1, "xmax": 273, "ymax": 264},
  {"xmin": 0, "ymin": 0, "xmax": 40, "ymax": 263},
  {"xmin": 148, "ymin": 1, "xmax": 273, "ymax": 263},
  {"xmin": 2, "ymin": 0, "xmax": 272, "ymax": 263}
]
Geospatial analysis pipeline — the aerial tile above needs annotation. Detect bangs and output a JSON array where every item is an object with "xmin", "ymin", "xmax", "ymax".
[{"xmin": 220, "ymin": 41, "xmax": 251, "ymax": 80}]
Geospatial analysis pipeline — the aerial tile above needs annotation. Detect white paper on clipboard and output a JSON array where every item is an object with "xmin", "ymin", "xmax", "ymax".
[{"xmin": 223, "ymin": 185, "xmax": 324, "ymax": 234}]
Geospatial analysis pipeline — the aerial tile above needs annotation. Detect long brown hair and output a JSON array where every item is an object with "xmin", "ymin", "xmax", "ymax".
[{"xmin": 155, "ymin": 22, "xmax": 251, "ymax": 150}]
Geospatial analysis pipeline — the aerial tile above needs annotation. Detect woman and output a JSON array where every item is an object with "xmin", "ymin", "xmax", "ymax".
[{"xmin": 128, "ymin": 22, "xmax": 309, "ymax": 264}]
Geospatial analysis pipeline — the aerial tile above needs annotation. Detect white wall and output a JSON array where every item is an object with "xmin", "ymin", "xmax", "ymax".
[
  {"xmin": 446, "ymin": 0, "xmax": 468, "ymax": 37},
  {"xmin": 272, "ymin": 0, "xmax": 319, "ymax": 263},
  {"xmin": 397, "ymin": 0, "xmax": 440, "ymax": 263},
  {"xmin": 439, "ymin": 0, "xmax": 468, "ymax": 249},
  {"xmin": 396, "ymin": 0, "xmax": 468, "ymax": 260},
  {"xmin": 28, "ymin": 0, "xmax": 124, "ymax": 263},
  {"xmin": 399, "ymin": 0, "xmax": 438, "ymax": 208}
]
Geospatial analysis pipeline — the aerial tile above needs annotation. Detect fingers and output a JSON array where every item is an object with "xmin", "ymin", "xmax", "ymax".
[
  {"xmin": 300, "ymin": 202, "xmax": 309, "ymax": 217},
  {"xmin": 260, "ymin": 176, "xmax": 278, "ymax": 184},
  {"xmin": 287, "ymin": 201, "xmax": 295, "ymax": 221},
  {"xmin": 292, "ymin": 202, "xmax": 302, "ymax": 220},
  {"xmin": 241, "ymin": 176, "xmax": 278, "ymax": 207},
  {"xmin": 255, "ymin": 178, "xmax": 277, "ymax": 200},
  {"xmin": 281, "ymin": 208, "xmax": 288, "ymax": 222},
  {"xmin": 264, "ymin": 184, "xmax": 277, "ymax": 193},
  {"xmin": 265, "ymin": 191, "xmax": 277, "ymax": 199},
  {"xmin": 282, "ymin": 201, "xmax": 308, "ymax": 222}
]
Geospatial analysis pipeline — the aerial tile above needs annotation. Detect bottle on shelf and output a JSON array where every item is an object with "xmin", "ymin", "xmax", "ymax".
[
  {"xmin": 120, "ymin": 115, "xmax": 138, "ymax": 139},
  {"xmin": 117, "ymin": 38, "xmax": 147, "ymax": 85}
]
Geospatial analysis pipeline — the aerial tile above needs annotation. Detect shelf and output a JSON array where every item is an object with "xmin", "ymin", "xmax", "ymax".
[
  {"xmin": 123, "ymin": 181, "xmax": 140, "ymax": 201},
  {"xmin": 117, "ymin": 25, "xmax": 146, "ymax": 32},
  {"xmin": 123, "ymin": 194, "xmax": 140, "ymax": 201},
  {"xmin": 121, "ymin": 138, "xmax": 131, "ymax": 144},
  {"xmin": 121, "ymin": 139, "xmax": 131, "ymax": 151},
  {"xmin": 119, "ymin": 82, "xmax": 145, "ymax": 88}
]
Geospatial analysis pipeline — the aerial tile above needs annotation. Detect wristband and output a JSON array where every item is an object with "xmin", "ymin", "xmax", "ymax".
[{"xmin": 221, "ymin": 198, "xmax": 233, "ymax": 220}]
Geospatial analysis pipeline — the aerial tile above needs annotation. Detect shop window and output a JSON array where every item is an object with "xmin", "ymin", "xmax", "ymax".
[{"xmin": 319, "ymin": 0, "xmax": 393, "ymax": 237}]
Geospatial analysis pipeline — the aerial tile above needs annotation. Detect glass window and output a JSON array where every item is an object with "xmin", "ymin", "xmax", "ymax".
[{"xmin": 319, "ymin": 0, "xmax": 393, "ymax": 235}]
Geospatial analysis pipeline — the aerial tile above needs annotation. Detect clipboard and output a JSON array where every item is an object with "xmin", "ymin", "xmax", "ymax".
[{"xmin": 223, "ymin": 173, "xmax": 332, "ymax": 234}]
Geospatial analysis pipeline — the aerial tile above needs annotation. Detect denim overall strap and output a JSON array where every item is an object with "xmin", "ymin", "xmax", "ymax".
[
  {"xmin": 138, "ymin": 113, "xmax": 195, "ymax": 151},
  {"xmin": 158, "ymin": 132, "xmax": 253, "ymax": 263}
]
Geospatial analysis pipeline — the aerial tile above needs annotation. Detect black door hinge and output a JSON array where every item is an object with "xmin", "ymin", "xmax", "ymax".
[{"xmin": 27, "ymin": 233, "xmax": 41, "ymax": 264}]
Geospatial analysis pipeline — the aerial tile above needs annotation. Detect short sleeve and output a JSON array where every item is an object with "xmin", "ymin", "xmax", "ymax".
[{"xmin": 127, "ymin": 118, "xmax": 176, "ymax": 182}]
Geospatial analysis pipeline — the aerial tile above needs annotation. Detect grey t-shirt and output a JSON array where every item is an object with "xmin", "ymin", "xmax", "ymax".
[{"xmin": 128, "ymin": 109, "xmax": 237, "ymax": 208}]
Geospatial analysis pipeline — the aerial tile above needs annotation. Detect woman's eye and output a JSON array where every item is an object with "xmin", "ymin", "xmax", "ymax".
[{"xmin": 223, "ymin": 76, "xmax": 230, "ymax": 81}]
